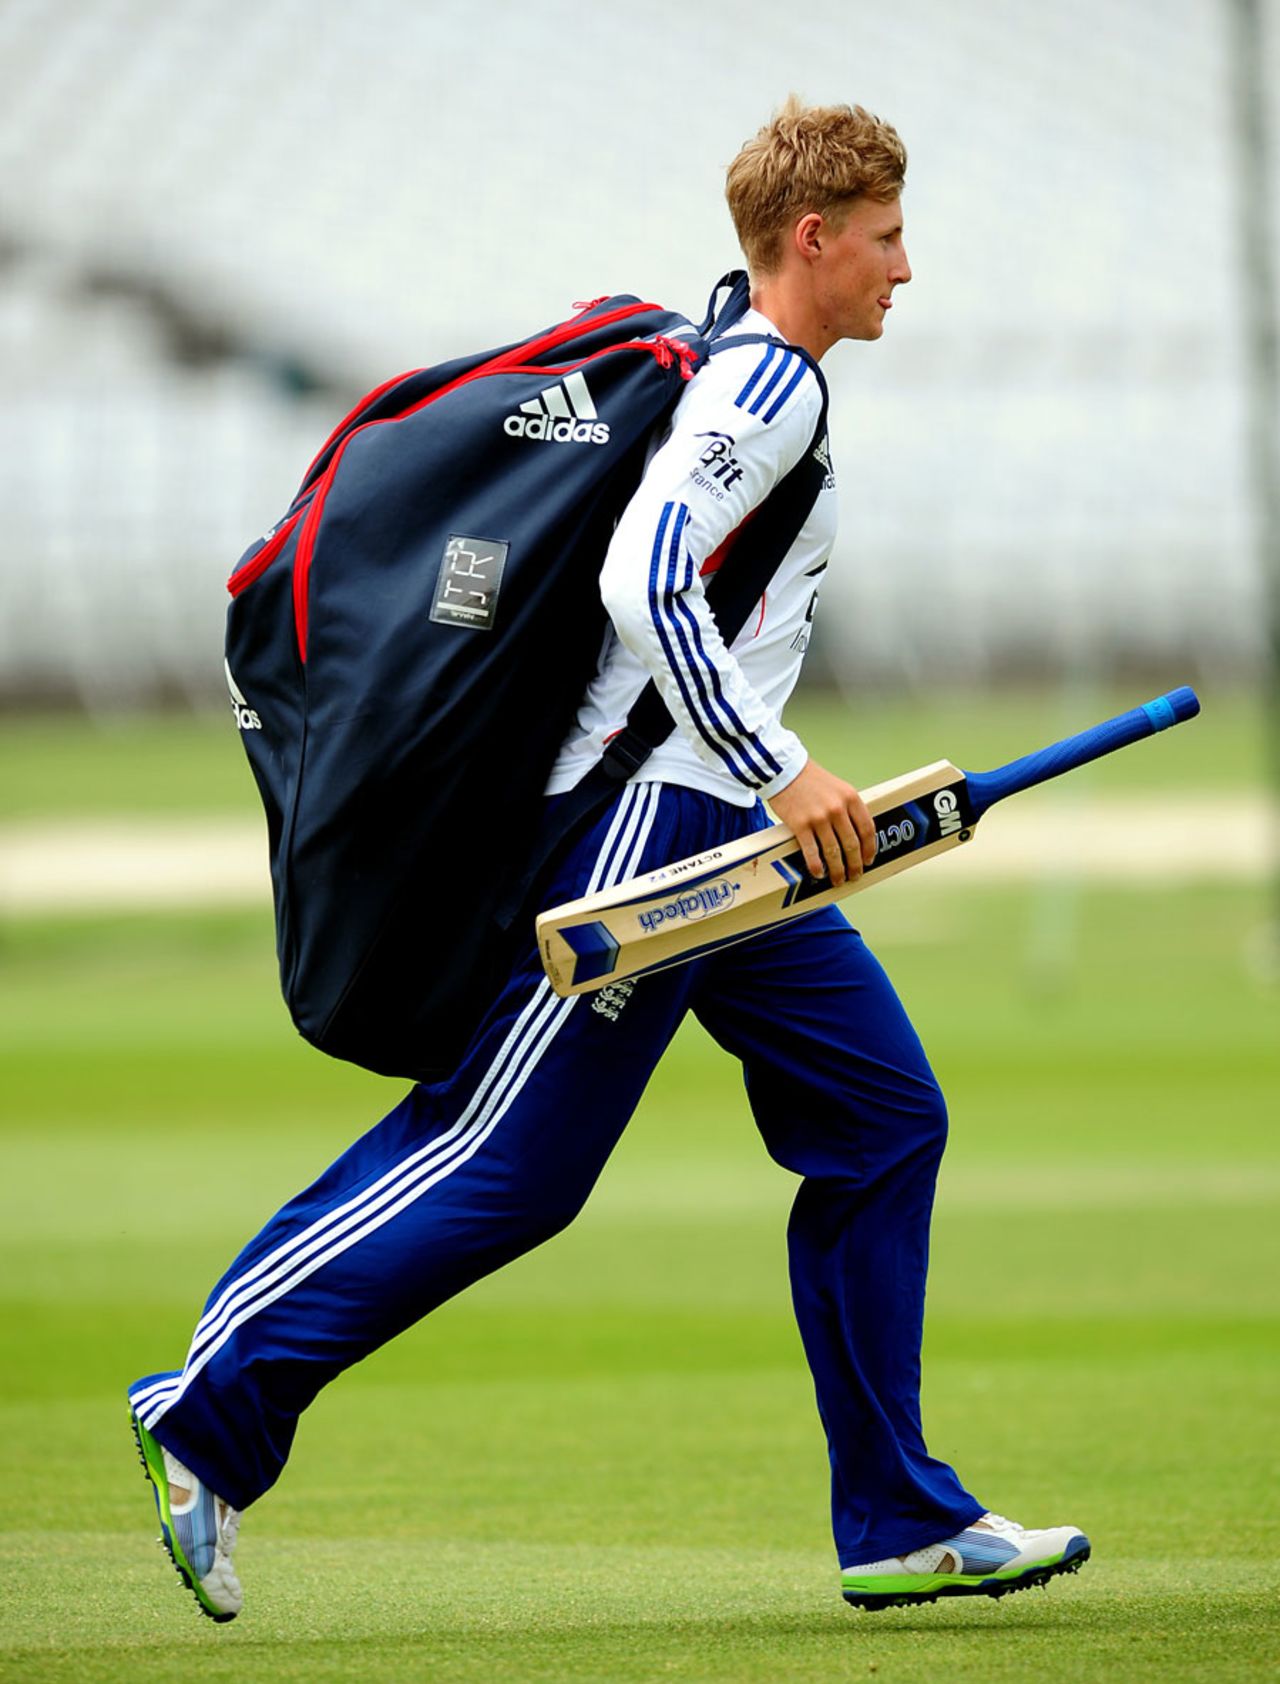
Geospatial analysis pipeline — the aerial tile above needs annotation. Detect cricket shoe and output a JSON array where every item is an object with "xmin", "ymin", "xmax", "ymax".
[
  {"xmin": 841, "ymin": 1511, "xmax": 1090, "ymax": 1610},
  {"xmin": 129, "ymin": 1406, "xmax": 243, "ymax": 1622}
]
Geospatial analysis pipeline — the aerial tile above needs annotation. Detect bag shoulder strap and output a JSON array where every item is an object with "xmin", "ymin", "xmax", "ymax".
[{"xmin": 699, "ymin": 270, "xmax": 751, "ymax": 336}]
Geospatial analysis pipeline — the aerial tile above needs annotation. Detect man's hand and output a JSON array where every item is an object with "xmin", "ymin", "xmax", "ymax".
[{"xmin": 768, "ymin": 758, "xmax": 878, "ymax": 886}]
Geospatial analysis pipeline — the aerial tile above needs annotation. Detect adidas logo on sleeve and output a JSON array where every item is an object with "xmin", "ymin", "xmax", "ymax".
[{"xmin": 504, "ymin": 371, "xmax": 610, "ymax": 445}]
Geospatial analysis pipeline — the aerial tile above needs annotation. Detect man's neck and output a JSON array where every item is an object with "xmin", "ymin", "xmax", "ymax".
[{"xmin": 748, "ymin": 283, "xmax": 831, "ymax": 361}]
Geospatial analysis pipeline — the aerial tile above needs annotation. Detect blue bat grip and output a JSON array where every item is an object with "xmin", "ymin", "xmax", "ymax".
[{"xmin": 963, "ymin": 686, "xmax": 1200, "ymax": 820}]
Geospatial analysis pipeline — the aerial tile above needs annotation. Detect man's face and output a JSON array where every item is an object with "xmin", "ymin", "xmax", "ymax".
[{"xmin": 813, "ymin": 195, "xmax": 911, "ymax": 343}]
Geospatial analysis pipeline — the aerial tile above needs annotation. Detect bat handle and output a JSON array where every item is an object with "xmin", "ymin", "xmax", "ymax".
[{"xmin": 963, "ymin": 686, "xmax": 1201, "ymax": 820}]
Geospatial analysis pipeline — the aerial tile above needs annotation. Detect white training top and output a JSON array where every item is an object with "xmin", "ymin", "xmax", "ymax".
[{"xmin": 545, "ymin": 308, "xmax": 837, "ymax": 807}]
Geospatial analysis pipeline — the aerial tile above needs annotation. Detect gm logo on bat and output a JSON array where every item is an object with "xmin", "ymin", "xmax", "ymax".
[
  {"xmin": 934, "ymin": 789, "xmax": 964, "ymax": 837},
  {"xmin": 636, "ymin": 880, "xmax": 741, "ymax": 933}
]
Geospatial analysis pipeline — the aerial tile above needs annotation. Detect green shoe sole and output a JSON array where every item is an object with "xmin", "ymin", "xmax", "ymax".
[
  {"xmin": 843, "ymin": 1539, "xmax": 1091, "ymax": 1610},
  {"xmin": 129, "ymin": 1405, "xmax": 237, "ymax": 1623}
]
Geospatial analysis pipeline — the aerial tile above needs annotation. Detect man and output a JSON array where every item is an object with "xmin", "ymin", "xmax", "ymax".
[{"xmin": 128, "ymin": 97, "xmax": 1089, "ymax": 1621}]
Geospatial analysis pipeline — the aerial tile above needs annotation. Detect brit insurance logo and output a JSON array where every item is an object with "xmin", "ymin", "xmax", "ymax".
[
  {"xmin": 690, "ymin": 431, "xmax": 744, "ymax": 500},
  {"xmin": 504, "ymin": 371, "xmax": 610, "ymax": 445}
]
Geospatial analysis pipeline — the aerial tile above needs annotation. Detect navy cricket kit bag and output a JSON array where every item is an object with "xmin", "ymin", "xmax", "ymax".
[{"xmin": 225, "ymin": 276, "xmax": 827, "ymax": 1082}]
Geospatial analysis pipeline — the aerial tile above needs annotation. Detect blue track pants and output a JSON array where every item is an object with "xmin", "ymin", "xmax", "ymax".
[{"xmin": 130, "ymin": 782, "xmax": 982, "ymax": 1565}]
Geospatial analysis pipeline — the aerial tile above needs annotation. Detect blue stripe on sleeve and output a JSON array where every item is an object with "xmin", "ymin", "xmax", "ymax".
[
  {"xmin": 762, "ymin": 356, "xmax": 809, "ymax": 422},
  {"xmin": 646, "ymin": 504, "xmax": 762, "ymax": 787},
  {"xmin": 660, "ymin": 544, "xmax": 767, "ymax": 788},
  {"xmin": 747, "ymin": 348, "xmax": 794, "ymax": 416},
  {"xmin": 671, "ymin": 579, "xmax": 781, "ymax": 782},
  {"xmin": 733, "ymin": 344, "xmax": 777, "ymax": 410}
]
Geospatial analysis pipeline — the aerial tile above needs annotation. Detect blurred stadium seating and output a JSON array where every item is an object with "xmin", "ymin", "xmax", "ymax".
[{"xmin": 0, "ymin": 0, "xmax": 1274, "ymax": 704}]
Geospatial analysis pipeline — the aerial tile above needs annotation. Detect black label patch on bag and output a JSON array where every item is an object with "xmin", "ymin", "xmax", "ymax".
[{"xmin": 429, "ymin": 536, "xmax": 509, "ymax": 630}]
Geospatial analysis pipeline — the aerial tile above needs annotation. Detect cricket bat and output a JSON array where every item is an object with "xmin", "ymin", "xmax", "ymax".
[{"xmin": 537, "ymin": 686, "xmax": 1201, "ymax": 996}]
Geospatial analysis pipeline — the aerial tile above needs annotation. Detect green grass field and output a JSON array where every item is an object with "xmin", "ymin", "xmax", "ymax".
[{"xmin": 1, "ymin": 692, "xmax": 1277, "ymax": 1682}]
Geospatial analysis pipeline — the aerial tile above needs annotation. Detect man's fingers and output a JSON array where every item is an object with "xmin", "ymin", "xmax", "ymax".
[
  {"xmin": 850, "ymin": 797, "xmax": 878, "ymax": 866},
  {"xmin": 831, "ymin": 817, "xmax": 863, "ymax": 885},
  {"xmin": 798, "ymin": 807, "xmax": 877, "ymax": 885},
  {"xmin": 796, "ymin": 824, "xmax": 845, "ymax": 884},
  {"xmin": 797, "ymin": 826, "xmax": 826, "ymax": 881},
  {"xmin": 820, "ymin": 824, "xmax": 848, "ymax": 886}
]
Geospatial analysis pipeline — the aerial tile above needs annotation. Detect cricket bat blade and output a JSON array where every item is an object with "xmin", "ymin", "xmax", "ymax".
[{"xmin": 537, "ymin": 759, "xmax": 974, "ymax": 996}]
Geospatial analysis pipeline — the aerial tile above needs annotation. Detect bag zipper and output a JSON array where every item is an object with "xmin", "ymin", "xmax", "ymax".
[{"xmin": 291, "ymin": 311, "xmax": 696, "ymax": 661}]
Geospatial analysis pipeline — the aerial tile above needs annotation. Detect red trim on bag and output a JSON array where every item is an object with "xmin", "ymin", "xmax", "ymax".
[
  {"xmin": 301, "ymin": 369, "xmax": 420, "ymax": 485},
  {"xmin": 291, "ymin": 302, "xmax": 683, "ymax": 662},
  {"xmin": 226, "ymin": 508, "xmax": 303, "ymax": 597}
]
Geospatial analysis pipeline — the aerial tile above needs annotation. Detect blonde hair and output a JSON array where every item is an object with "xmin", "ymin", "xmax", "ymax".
[{"xmin": 726, "ymin": 96, "xmax": 907, "ymax": 274}]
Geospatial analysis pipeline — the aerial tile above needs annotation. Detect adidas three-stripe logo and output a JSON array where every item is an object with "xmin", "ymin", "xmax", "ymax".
[{"xmin": 504, "ymin": 371, "xmax": 610, "ymax": 445}]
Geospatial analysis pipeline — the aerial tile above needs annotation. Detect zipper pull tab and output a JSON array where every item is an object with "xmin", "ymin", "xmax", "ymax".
[{"xmin": 664, "ymin": 338, "xmax": 699, "ymax": 381}]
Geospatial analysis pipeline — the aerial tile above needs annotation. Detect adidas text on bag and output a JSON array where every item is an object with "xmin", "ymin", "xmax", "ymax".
[{"xmin": 504, "ymin": 371, "xmax": 610, "ymax": 444}]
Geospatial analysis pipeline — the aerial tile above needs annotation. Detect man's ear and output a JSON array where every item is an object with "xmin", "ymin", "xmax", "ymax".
[{"xmin": 794, "ymin": 212, "xmax": 824, "ymax": 262}]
